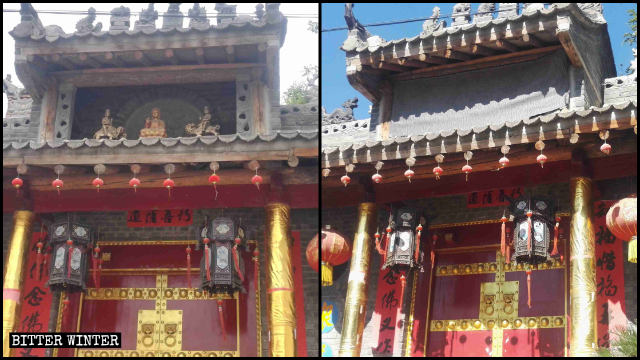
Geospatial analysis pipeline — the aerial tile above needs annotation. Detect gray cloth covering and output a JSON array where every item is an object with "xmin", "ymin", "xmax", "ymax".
[{"xmin": 390, "ymin": 50, "xmax": 570, "ymax": 136}]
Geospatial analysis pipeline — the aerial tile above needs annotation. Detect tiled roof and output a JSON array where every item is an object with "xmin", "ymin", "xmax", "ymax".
[
  {"xmin": 4, "ymin": 130, "xmax": 317, "ymax": 151},
  {"xmin": 321, "ymin": 101, "xmax": 637, "ymax": 167}
]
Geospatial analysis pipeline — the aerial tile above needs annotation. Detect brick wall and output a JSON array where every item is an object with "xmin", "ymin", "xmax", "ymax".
[{"xmin": 2, "ymin": 207, "xmax": 318, "ymax": 357}]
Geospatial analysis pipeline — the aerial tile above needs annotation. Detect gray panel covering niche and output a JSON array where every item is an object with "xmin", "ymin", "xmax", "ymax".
[{"xmin": 390, "ymin": 50, "xmax": 571, "ymax": 137}]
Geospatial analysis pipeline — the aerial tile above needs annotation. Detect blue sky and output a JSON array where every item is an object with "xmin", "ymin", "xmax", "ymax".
[{"xmin": 321, "ymin": 3, "xmax": 638, "ymax": 120}]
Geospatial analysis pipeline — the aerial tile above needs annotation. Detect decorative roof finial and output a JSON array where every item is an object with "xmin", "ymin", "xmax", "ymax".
[
  {"xmin": 76, "ymin": 7, "xmax": 102, "ymax": 33},
  {"xmin": 109, "ymin": 6, "xmax": 131, "ymax": 31},
  {"xmin": 162, "ymin": 3, "xmax": 184, "ymax": 30},
  {"xmin": 134, "ymin": 3, "xmax": 158, "ymax": 31},
  {"xmin": 422, "ymin": 6, "xmax": 445, "ymax": 36},
  {"xmin": 188, "ymin": 3, "xmax": 209, "ymax": 29}
]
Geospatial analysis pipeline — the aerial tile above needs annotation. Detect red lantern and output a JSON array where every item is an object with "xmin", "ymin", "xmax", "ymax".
[
  {"xmin": 536, "ymin": 154, "xmax": 547, "ymax": 168},
  {"xmin": 499, "ymin": 156, "xmax": 510, "ymax": 168},
  {"xmin": 606, "ymin": 195, "xmax": 637, "ymax": 263},
  {"xmin": 432, "ymin": 166, "xmax": 443, "ymax": 180},
  {"xmin": 600, "ymin": 142, "xmax": 612, "ymax": 155},
  {"xmin": 92, "ymin": 177, "xmax": 104, "ymax": 192},
  {"xmin": 129, "ymin": 177, "xmax": 141, "ymax": 192},
  {"xmin": 306, "ymin": 233, "xmax": 319, "ymax": 272},
  {"xmin": 163, "ymin": 178, "xmax": 175, "ymax": 199},
  {"xmin": 12, "ymin": 177, "xmax": 23, "ymax": 189},
  {"xmin": 340, "ymin": 175, "xmax": 351, "ymax": 187},
  {"xmin": 209, "ymin": 173, "xmax": 220, "ymax": 199},
  {"xmin": 321, "ymin": 227, "xmax": 351, "ymax": 286},
  {"xmin": 371, "ymin": 173, "xmax": 382, "ymax": 184},
  {"xmin": 52, "ymin": 178, "xmax": 64, "ymax": 194},
  {"xmin": 462, "ymin": 164, "xmax": 472, "ymax": 182},
  {"xmin": 251, "ymin": 174, "xmax": 263, "ymax": 190},
  {"xmin": 404, "ymin": 169, "xmax": 415, "ymax": 182}
]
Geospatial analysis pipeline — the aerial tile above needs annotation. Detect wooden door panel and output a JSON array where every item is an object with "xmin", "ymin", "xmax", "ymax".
[{"xmin": 80, "ymin": 300, "xmax": 155, "ymax": 350}]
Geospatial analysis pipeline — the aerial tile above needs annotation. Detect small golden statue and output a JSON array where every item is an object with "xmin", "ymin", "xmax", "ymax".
[
  {"xmin": 139, "ymin": 107, "xmax": 167, "ymax": 138},
  {"xmin": 93, "ymin": 109, "xmax": 126, "ymax": 140},
  {"xmin": 185, "ymin": 106, "xmax": 220, "ymax": 136}
]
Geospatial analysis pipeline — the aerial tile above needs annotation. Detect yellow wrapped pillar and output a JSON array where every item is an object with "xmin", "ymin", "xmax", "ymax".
[
  {"xmin": 339, "ymin": 202, "xmax": 377, "ymax": 356},
  {"xmin": 569, "ymin": 177, "xmax": 597, "ymax": 356},
  {"xmin": 265, "ymin": 203, "xmax": 296, "ymax": 357},
  {"xmin": 3, "ymin": 210, "xmax": 35, "ymax": 357}
]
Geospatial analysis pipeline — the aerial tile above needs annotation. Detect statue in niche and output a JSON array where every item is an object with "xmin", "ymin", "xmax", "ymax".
[
  {"xmin": 185, "ymin": 106, "xmax": 220, "ymax": 136},
  {"xmin": 422, "ymin": 7, "xmax": 445, "ymax": 36},
  {"xmin": 93, "ymin": 109, "xmax": 126, "ymax": 140},
  {"xmin": 75, "ymin": 7, "xmax": 102, "ymax": 33},
  {"xmin": 134, "ymin": 3, "xmax": 158, "ymax": 31},
  {"xmin": 139, "ymin": 107, "xmax": 167, "ymax": 138}
]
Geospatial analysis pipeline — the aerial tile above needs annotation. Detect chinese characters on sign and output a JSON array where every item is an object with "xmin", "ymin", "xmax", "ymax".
[
  {"xmin": 594, "ymin": 201, "xmax": 627, "ymax": 348},
  {"xmin": 16, "ymin": 232, "xmax": 53, "ymax": 357},
  {"xmin": 127, "ymin": 209, "xmax": 193, "ymax": 227},
  {"xmin": 467, "ymin": 187, "xmax": 523, "ymax": 208},
  {"xmin": 372, "ymin": 267, "xmax": 406, "ymax": 356}
]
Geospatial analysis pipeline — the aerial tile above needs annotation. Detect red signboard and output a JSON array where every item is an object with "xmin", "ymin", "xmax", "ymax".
[
  {"xmin": 371, "ymin": 267, "xmax": 407, "ymax": 356},
  {"xmin": 291, "ymin": 231, "xmax": 308, "ymax": 357},
  {"xmin": 15, "ymin": 232, "xmax": 53, "ymax": 357},
  {"xmin": 594, "ymin": 201, "xmax": 627, "ymax": 348},
  {"xmin": 467, "ymin": 187, "xmax": 523, "ymax": 208},
  {"xmin": 127, "ymin": 209, "xmax": 193, "ymax": 227}
]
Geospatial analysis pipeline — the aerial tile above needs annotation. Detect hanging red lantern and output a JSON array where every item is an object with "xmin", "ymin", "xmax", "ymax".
[
  {"xmin": 209, "ymin": 173, "xmax": 220, "ymax": 184},
  {"xmin": 321, "ymin": 226, "xmax": 351, "ymax": 286},
  {"xmin": 251, "ymin": 173, "xmax": 263, "ymax": 190},
  {"xmin": 129, "ymin": 177, "xmax": 141, "ymax": 192},
  {"xmin": 535, "ymin": 140, "xmax": 547, "ymax": 168},
  {"xmin": 163, "ymin": 178, "xmax": 175, "ymax": 199},
  {"xmin": 306, "ymin": 233, "xmax": 319, "ymax": 272},
  {"xmin": 404, "ymin": 169, "xmax": 415, "ymax": 182},
  {"xmin": 52, "ymin": 178, "xmax": 64, "ymax": 194},
  {"xmin": 12, "ymin": 176, "xmax": 23, "ymax": 189},
  {"xmin": 340, "ymin": 174, "xmax": 351, "ymax": 187},
  {"xmin": 499, "ymin": 145, "xmax": 510, "ymax": 169},
  {"xmin": 599, "ymin": 130, "xmax": 612, "ymax": 155},
  {"xmin": 92, "ymin": 177, "xmax": 104, "ymax": 192},
  {"xmin": 606, "ymin": 195, "xmax": 637, "ymax": 263},
  {"xmin": 432, "ymin": 166, "xmax": 443, "ymax": 180},
  {"xmin": 462, "ymin": 151, "xmax": 473, "ymax": 182},
  {"xmin": 372, "ymin": 173, "xmax": 382, "ymax": 184}
]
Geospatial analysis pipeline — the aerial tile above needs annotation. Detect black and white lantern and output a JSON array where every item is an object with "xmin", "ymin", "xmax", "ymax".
[
  {"xmin": 510, "ymin": 197, "xmax": 555, "ymax": 265},
  {"xmin": 46, "ymin": 221, "xmax": 92, "ymax": 292},
  {"xmin": 198, "ymin": 217, "xmax": 245, "ymax": 294},
  {"xmin": 382, "ymin": 207, "xmax": 423, "ymax": 270}
]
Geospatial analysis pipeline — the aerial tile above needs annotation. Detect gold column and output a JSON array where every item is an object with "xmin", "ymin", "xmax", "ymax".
[
  {"xmin": 569, "ymin": 177, "xmax": 597, "ymax": 357},
  {"xmin": 265, "ymin": 203, "xmax": 296, "ymax": 357},
  {"xmin": 3, "ymin": 210, "xmax": 35, "ymax": 357},
  {"xmin": 339, "ymin": 202, "xmax": 377, "ymax": 356}
]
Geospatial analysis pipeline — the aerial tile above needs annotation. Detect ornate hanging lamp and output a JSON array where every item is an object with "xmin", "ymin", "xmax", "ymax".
[
  {"xmin": 52, "ymin": 165, "xmax": 65, "ymax": 195},
  {"xmin": 380, "ymin": 207, "xmax": 425, "ymax": 270},
  {"xmin": 46, "ymin": 214, "xmax": 93, "ymax": 294},
  {"xmin": 198, "ymin": 217, "xmax": 246, "ymax": 294},
  {"xmin": 92, "ymin": 164, "xmax": 105, "ymax": 193},
  {"xmin": 320, "ymin": 225, "xmax": 351, "ymax": 286},
  {"xmin": 606, "ymin": 195, "xmax": 637, "ymax": 263}
]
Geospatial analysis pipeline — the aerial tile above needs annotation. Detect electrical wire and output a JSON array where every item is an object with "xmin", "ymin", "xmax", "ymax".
[{"xmin": 321, "ymin": 4, "xmax": 552, "ymax": 32}]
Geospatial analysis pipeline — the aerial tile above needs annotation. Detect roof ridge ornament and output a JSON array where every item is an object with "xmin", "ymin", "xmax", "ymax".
[
  {"xmin": 577, "ymin": 3, "xmax": 605, "ymax": 24},
  {"xmin": 134, "ymin": 3, "xmax": 158, "ymax": 31},
  {"xmin": 109, "ymin": 6, "xmax": 131, "ymax": 31},
  {"xmin": 162, "ymin": 3, "xmax": 184, "ymax": 30},
  {"xmin": 75, "ymin": 7, "xmax": 102, "ymax": 34},
  {"xmin": 188, "ymin": 3, "xmax": 210, "ymax": 30},
  {"xmin": 342, "ymin": 3, "xmax": 372, "ymax": 51},
  {"xmin": 421, "ymin": 6, "xmax": 445, "ymax": 36},
  {"xmin": 451, "ymin": 3, "xmax": 472, "ymax": 27},
  {"xmin": 497, "ymin": 3, "xmax": 519, "ymax": 18},
  {"xmin": 215, "ymin": 3, "xmax": 237, "ymax": 26},
  {"xmin": 10, "ymin": 3, "xmax": 45, "ymax": 38}
]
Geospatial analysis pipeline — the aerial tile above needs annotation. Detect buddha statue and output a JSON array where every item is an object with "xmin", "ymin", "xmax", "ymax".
[
  {"xmin": 93, "ymin": 109, "xmax": 126, "ymax": 140},
  {"xmin": 139, "ymin": 107, "xmax": 167, "ymax": 138},
  {"xmin": 185, "ymin": 106, "xmax": 220, "ymax": 136}
]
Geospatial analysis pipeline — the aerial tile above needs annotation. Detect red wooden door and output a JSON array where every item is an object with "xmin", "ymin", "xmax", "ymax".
[
  {"xmin": 425, "ymin": 224, "xmax": 567, "ymax": 357},
  {"xmin": 55, "ymin": 241, "xmax": 260, "ymax": 357}
]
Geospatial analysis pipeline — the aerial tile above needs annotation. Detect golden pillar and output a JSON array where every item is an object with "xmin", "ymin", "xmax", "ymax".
[
  {"xmin": 339, "ymin": 202, "xmax": 377, "ymax": 356},
  {"xmin": 3, "ymin": 210, "xmax": 35, "ymax": 357},
  {"xmin": 265, "ymin": 203, "xmax": 296, "ymax": 357},
  {"xmin": 569, "ymin": 177, "xmax": 597, "ymax": 356}
]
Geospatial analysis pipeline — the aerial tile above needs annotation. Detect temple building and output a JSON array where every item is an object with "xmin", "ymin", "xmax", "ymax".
[
  {"xmin": 321, "ymin": 3, "xmax": 636, "ymax": 357},
  {"xmin": 3, "ymin": 3, "xmax": 318, "ymax": 357}
]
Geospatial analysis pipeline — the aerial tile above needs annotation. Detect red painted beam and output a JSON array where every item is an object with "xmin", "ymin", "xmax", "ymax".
[{"xmin": 3, "ymin": 184, "xmax": 318, "ymax": 213}]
